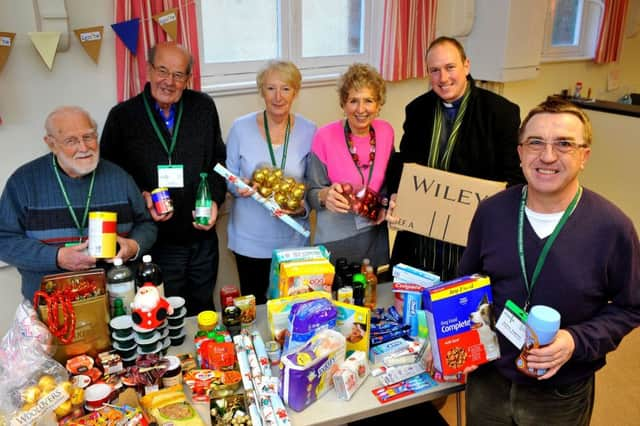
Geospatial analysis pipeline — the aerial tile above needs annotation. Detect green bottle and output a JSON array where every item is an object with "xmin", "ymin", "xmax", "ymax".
[{"xmin": 195, "ymin": 172, "xmax": 212, "ymax": 225}]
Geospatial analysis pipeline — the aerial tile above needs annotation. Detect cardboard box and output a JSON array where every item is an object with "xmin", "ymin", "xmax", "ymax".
[
  {"xmin": 394, "ymin": 164, "xmax": 506, "ymax": 246},
  {"xmin": 334, "ymin": 301, "xmax": 371, "ymax": 356},
  {"xmin": 333, "ymin": 351, "xmax": 369, "ymax": 400},
  {"xmin": 423, "ymin": 275, "xmax": 500, "ymax": 377}
]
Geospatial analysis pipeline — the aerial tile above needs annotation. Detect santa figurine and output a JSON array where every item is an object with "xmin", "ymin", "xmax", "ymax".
[{"xmin": 131, "ymin": 284, "xmax": 174, "ymax": 329}]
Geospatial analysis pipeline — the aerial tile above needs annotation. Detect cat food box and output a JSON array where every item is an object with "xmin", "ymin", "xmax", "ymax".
[{"xmin": 422, "ymin": 275, "xmax": 500, "ymax": 378}]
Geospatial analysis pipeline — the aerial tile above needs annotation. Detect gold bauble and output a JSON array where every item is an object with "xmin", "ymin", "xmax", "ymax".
[
  {"xmin": 286, "ymin": 199, "xmax": 300, "ymax": 211},
  {"xmin": 258, "ymin": 186, "xmax": 273, "ymax": 198},
  {"xmin": 38, "ymin": 375, "xmax": 57, "ymax": 392},
  {"xmin": 60, "ymin": 381, "xmax": 73, "ymax": 396},
  {"xmin": 252, "ymin": 170, "xmax": 266, "ymax": 184},
  {"xmin": 274, "ymin": 192, "xmax": 287, "ymax": 207},
  {"xmin": 273, "ymin": 169, "xmax": 284, "ymax": 178},
  {"xmin": 54, "ymin": 400, "xmax": 73, "ymax": 417},
  {"xmin": 70, "ymin": 387, "xmax": 84, "ymax": 406},
  {"xmin": 22, "ymin": 386, "xmax": 42, "ymax": 404},
  {"xmin": 291, "ymin": 187, "xmax": 305, "ymax": 200}
]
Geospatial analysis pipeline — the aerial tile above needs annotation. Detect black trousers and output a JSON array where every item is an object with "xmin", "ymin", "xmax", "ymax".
[
  {"xmin": 233, "ymin": 252, "xmax": 271, "ymax": 305},
  {"xmin": 152, "ymin": 237, "xmax": 218, "ymax": 316}
]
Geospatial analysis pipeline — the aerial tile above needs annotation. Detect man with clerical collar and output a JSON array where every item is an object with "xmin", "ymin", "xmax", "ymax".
[
  {"xmin": 0, "ymin": 106, "xmax": 157, "ymax": 300},
  {"xmin": 386, "ymin": 36, "xmax": 525, "ymax": 282},
  {"xmin": 101, "ymin": 42, "xmax": 226, "ymax": 316},
  {"xmin": 459, "ymin": 98, "xmax": 640, "ymax": 425}
]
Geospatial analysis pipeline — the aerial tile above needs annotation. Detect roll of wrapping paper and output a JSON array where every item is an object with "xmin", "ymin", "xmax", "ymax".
[
  {"xmin": 214, "ymin": 163, "xmax": 310, "ymax": 237},
  {"xmin": 251, "ymin": 331, "xmax": 271, "ymax": 377},
  {"xmin": 233, "ymin": 335, "xmax": 254, "ymax": 391}
]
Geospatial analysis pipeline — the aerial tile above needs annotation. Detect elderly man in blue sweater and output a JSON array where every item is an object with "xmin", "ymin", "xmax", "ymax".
[{"xmin": 0, "ymin": 106, "xmax": 157, "ymax": 300}]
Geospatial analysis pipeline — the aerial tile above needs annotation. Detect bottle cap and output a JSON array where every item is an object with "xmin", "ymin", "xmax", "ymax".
[
  {"xmin": 197, "ymin": 310, "xmax": 218, "ymax": 331},
  {"xmin": 352, "ymin": 273, "xmax": 367, "ymax": 285},
  {"xmin": 113, "ymin": 258, "xmax": 123, "ymax": 266},
  {"xmin": 527, "ymin": 305, "xmax": 561, "ymax": 345},
  {"xmin": 142, "ymin": 254, "xmax": 152, "ymax": 263}
]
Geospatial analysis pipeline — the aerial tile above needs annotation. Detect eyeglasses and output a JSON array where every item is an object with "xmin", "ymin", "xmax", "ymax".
[
  {"xmin": 520, "ymin": 139, "xmax": 588, "ymax": 154},
  {"xmin": 50, "ymin": 131, "xmax": 98, "ymax": 148},
  {"xmin": 150, "ymin": 64, "xmax": 189, "ymax": 83}
]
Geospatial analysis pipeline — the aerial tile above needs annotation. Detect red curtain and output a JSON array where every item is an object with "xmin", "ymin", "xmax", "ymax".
[
  {"xmin": 380, "ymin": 0, "xmax": 438, "ymax": 82},
  {"xmin": 594, "ymin": 0, "xmax": 629, "ymax": 64},
  {"xmin": 114, "ymin": 0, "xmax": 201, "ymax": 102}
]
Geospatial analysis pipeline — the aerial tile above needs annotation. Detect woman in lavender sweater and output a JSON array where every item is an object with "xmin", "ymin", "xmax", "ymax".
[{"xmin": 226, "ymin": 61, "xmax": 317, "ymax": 304}]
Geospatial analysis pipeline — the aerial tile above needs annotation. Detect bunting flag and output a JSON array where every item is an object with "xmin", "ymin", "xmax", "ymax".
[
  {"xmin": 28, "ymin": 32, "xmax": 61, "ymax": 70},
  {"xmin": 153, "ymin": 8, "xmax": 179, "ymax": 40},
  {"xmin": 111, "ymin": 18, "xmax": 140, "ymax": 55},
  {"xmin": 74, "ymin": 26, "xmax": 104, "ymax": 64},
  {"xmin": 0, "ymin": 32, "xmax": 16, "ymax": 73}
]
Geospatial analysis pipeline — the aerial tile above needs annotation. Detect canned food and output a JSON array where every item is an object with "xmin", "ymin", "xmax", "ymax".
[
  {"xmin": 88, "ymin": 211, "xmax": 117, "ymax": 258},
  {"xmin": 151, "ymin": 187, "xmax": 173, "ymax": 215}
]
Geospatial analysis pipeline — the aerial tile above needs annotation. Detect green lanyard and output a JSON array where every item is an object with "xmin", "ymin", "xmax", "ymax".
[
  {"xmin": 51, "ymin": 154, "xmax": 96, "ymax": 241},
  {"xmin": 263, "ymin": 110, "xmax": 291, "ymax": 169},
  {"xmin": 518, "ymin": 185, "xmax": 582, "ymax": 310},
  {"xmin": 142, "ymin": 92, "xmax": 184, "ymax": 164},
  {"xmin": 343, "ymin": 121, "xmax": 376, "ymax": 187}
]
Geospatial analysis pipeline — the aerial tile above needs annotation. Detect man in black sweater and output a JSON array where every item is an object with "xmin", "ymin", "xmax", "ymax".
[{"xmin": 101, "ymin": 42, "xmax": 226, "ymax": 315}]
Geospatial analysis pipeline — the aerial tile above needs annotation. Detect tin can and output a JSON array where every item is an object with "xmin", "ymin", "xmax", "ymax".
[
  {"xmin": 220, "ymin": 285, "xmax": 240, "ymax": 308},
  {"xmin": 151, "ymin": 187, "xmax": 173, "ymax": 215},
  {"xmin": 88, "ymin": 211, "xmax": 117, "ymax": 258}
]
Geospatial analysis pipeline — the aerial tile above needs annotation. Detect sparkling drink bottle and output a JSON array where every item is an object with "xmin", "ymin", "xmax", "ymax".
[
  {"xmin": 136, "ymin": 254, "xmax": 165, "ymax": 297},
  {"xmin": 195, "ymin": 172, "xmax": 212, "ymax": 225},
  {"xmin": 106, "ymin": 258, "xmax": 135, "ymax": 317}
]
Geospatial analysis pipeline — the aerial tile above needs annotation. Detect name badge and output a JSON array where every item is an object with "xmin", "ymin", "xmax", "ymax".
[
  {"xmin": 158, "ymin": 164, "xmax": 184, "ymax": 188},
  {"xmin": 496, "ymin": 299, "xmax": 528, "ymax": 349}
]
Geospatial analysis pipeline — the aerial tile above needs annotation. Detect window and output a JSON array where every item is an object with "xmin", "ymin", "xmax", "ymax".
[
  {"xmin": 197, "ymin": 0, "xmax": 382, "ymax": 95},
  {"xmin": 541, "ymin": 0, "xmax": 604, "ymax": 62}
]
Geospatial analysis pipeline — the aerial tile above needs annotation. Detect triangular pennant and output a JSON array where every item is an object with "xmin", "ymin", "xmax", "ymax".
[
  {"xmin": 153, "ymin": 8, "xmax": 179, "ymax": 41},
  {"xmin": 28, "ymin": 32, "xmax": 61, "ymax": 70},
  {"xmin": 74, "ymin": 26, "xmax": 104, "ymax": 64},
  {"xmin": 0, "ymin": 32, "xmax": 16, "ymax": 73},
  {"xmin": 111, "ymin": 18, "xmax": 139, "ymax": 55}
]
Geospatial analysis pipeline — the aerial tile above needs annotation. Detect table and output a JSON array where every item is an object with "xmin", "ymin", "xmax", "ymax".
[{"xmin": 169, "ymin": 283, "xmax": 464, "ymax": 426}]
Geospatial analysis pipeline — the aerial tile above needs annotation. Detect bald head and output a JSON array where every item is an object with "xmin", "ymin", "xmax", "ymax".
[{"xmin": 148, "ymin": 42, "xmax": 193, "ymax": 75}]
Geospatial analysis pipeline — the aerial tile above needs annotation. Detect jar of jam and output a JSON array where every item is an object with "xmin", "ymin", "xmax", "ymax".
[
  {"xmin": 220, "ymin": 285, "xmax": 240, "ymax": 308},
  {"xmin": 222, "ymin": 305, "xmax": 242, "ymax": 336}
]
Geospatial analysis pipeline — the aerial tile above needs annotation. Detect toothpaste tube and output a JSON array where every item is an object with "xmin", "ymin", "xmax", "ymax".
[
  {"xmin": 371, "ymin": 329, "xmax": 410, "ymax": 345},
  {"xmin": 378, "ymin": 361, "xmax": 426, "ymax": 386}
]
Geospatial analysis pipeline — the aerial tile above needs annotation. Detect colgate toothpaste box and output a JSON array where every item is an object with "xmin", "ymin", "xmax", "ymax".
[{"xmin": 422, "ymin": 275, "xmax": 500, "ymax": 378}]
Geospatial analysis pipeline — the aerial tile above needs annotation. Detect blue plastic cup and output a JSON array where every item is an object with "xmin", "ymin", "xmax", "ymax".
[{"xmin": 527, "ymin": 305, "xmax": 561, "ymax": 345}]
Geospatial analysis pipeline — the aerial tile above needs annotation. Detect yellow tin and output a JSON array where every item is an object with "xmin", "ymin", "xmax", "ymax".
[{"xmin": 88, "ymin": 211, "xmax": 117, "ymax": 258}]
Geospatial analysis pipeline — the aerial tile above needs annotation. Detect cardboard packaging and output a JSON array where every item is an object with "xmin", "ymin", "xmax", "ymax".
[
  {"xmin": 333, "ymin": 351, "xmax": 369, "ymax": 400},
  {"xmin": 394, "ymin": 164, "xmax": 506, "ymax": 246},
  {"xmin": 423, "ymin": 275, "xmax": 500, "ymax": 378}
]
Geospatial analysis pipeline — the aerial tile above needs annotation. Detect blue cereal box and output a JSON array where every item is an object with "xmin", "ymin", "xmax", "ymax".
[{"xmin": 423, "ymin": 275, "xmax": 500, "ymax": 377}]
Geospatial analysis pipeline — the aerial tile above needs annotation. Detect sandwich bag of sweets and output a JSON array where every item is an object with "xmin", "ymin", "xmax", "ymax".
[
  {"xmin": 0, "ymin": 300, "xmax": 75, "ymax": 424},
  {"xmin": 34, "ymin": 269, "xmax": 111, "ymax": 363}
]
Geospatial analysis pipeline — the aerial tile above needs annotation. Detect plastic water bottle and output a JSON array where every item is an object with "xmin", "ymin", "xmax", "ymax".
[
  {"xmin": 136, "ymin": 254, "xmax": 165, "ymax": 297},
  {"xmin": 195, "ymin": 172, "xmax": 212, "ymax": 225},
  {"xmin": 516, "ymin": 305, "xmax": 561, "ymax": 377},
  {"xmin": 106, "ymin": 258, "xmax": 135, "ymax": 317}
]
